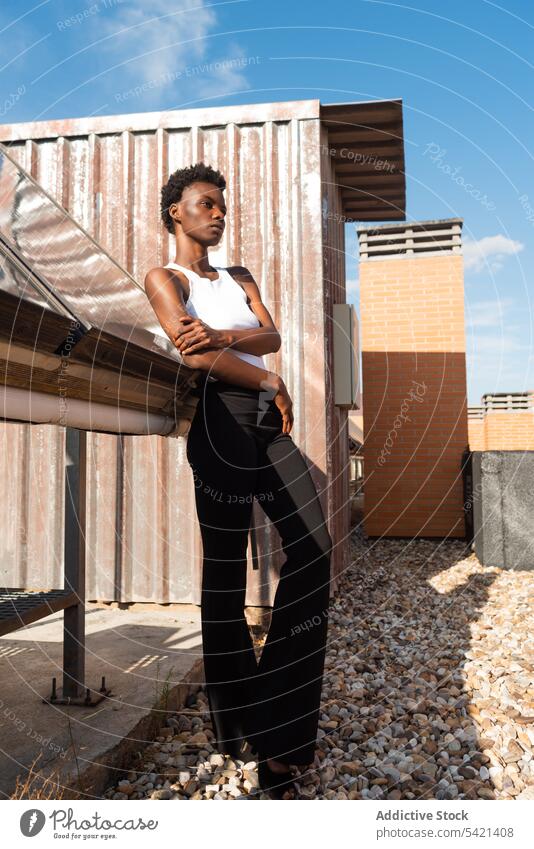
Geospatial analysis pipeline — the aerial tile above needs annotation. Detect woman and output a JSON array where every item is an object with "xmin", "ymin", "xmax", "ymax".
[{"xmin": 144, "ymin": 162, "xmax": 332, "ymax": 799}]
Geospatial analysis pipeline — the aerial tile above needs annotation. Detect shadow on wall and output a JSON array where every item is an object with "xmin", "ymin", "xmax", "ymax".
[{"xmin": 361, "ymin": 351, "xmax": 469, "ymax": 539}]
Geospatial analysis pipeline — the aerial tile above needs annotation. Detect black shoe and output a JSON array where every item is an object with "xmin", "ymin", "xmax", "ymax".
[{"xmin": 257, "ymin": 756, "xmax": 297, "ymax": 799}]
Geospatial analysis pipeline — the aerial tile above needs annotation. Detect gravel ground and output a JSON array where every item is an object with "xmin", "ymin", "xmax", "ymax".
[{"xmin": 103, "ymin": 528, "xmax": 534, "ymax": 800}]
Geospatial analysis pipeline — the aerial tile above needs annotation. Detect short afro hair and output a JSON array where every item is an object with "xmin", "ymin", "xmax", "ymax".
[{"xmin": 160, "ymin": 162, "xmax": 226, "ymax": 234}]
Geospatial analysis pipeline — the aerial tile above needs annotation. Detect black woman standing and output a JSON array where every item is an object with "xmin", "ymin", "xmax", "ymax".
[{"xmin": 144, "ymin": 163, "xmax": 332, "ymax": 799}]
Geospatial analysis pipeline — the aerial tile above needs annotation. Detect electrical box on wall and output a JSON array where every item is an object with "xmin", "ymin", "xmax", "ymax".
[{"xmin": 333, "ymin": 303, "xmax": 361, "ymax": 409}]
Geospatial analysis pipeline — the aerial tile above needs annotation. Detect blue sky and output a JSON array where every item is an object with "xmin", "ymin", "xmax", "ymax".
[{"xmin": 1, "ymin": 0, "xmax": 533, "ymax": 404}]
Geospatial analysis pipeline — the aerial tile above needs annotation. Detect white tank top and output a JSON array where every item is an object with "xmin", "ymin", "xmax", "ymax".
[{"xmin": 163, "ymin": 262, "xmax": 267, "ymax": 382}]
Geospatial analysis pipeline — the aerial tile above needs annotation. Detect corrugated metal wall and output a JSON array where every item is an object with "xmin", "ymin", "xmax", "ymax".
[
  {"xmin": 320, "ymin": 124, "xmax": 350, "ymax": 582},
  {"xmin": 0, "ymin": 100, "xmax": 344, "ymax": 604}
]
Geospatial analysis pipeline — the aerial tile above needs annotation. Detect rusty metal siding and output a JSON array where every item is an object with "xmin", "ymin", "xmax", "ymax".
[
  {"xmin": 1, "ymin": 142, "xmax": 69, "ymax": 594},
  {"xmin": 1, "ymin": 100, "xmax": 345, "ymax": 604},
  {"xmin": 320, "ymin": 124, "xmax": 350, "ymax": 589},
  {"xmin": 0, "ymin": 422, "xmax": 65, "ymax": 589}
]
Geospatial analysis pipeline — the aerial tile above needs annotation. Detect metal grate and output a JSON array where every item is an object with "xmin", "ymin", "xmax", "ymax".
[
  {"xmin": 357, "ymin": 218, "xmax": 463, "ymax": 260},
  {"xmin": 0, "ymin": 589, "xmax": 77, "ymax": 637},
  {"xmin": 482, "ymin": 392, "xmax": 534, "ymax": 412},
  {"xmin": 468, "ymin": 406, "xmax": 485, "ymax": 420}
]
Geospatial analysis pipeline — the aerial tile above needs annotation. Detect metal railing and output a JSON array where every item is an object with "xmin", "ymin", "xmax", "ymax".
[
  {"xmin": 482, "ymin": 392, "xmax": 534, "ymax": 412},
  {"xmin": 357, "ymin": 218, "xmax": 463, "ymax": 261},
  {"xmin": 467, "ymin": 406, "xmax": 485, "ymax": 420}
]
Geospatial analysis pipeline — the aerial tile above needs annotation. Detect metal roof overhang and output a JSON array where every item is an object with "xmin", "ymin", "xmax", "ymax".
[
  {"xmin": 0, "ymin": 97, "xmax": 405, "ymax": 223},
  {"xmin": 320, "ymin": 99, "xmax": 406, "ymax": 221}
]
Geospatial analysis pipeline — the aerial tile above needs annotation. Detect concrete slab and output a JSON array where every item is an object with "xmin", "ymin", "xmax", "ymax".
[
  {"xmin": 0, "ymin": 602, "xmax": 203, "ymax": 799},
  {"xmin": 473, "ymin": 450, "xmax": 534, "ymax": 569}
]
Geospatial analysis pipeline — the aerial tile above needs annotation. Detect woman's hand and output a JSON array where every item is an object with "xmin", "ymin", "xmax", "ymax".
[
  {"xmin": 173, "ymin": 315, "xmax": 227, "ymax": 355},
  {"xmin": 273, "ymin": 378, "xmax": 294, "ymax": 435}
]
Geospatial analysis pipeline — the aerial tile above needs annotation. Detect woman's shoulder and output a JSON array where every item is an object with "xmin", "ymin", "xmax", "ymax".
[
  {"xmin": 224, "ymin": 266, "xmax": 255, "ymax": 302},
  {"xmin": 225, "ymin": 265, "xmax": 254, "ymax": 281},
  {"xmin": 144, "ymin": 264, "xmax": 190, "ymax": 300}
]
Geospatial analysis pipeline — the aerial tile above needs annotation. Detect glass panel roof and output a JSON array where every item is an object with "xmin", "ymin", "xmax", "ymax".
[{"xmin": 0, "ymin": 145, "xmax": 180, "ymax": 363}]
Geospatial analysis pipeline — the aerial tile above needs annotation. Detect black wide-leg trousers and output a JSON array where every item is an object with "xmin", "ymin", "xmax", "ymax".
[{"xmin": 186, "ymin": 379, "xmax": 332, "ymax": 766}]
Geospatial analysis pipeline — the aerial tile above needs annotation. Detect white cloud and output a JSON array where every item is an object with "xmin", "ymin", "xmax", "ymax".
[
  {"xmin": 176, "ymin": 44, "xmax": 259, "ymax": 100},
  {"xmin": 92, "ymin": 0, "xmax": 255, "ymax": 102},
  {"xmin": 463, "ymin": 234, "xmax": 524, "ymax": 273},
  {"xmin": 96, "ymin": 1, "xmax": 216, "ymax": 82}
]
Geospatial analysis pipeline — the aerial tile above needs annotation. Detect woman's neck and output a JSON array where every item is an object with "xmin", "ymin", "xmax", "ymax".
[{"xmin": 172, "ymin": 242, "xmax": 216, "ymax": 276}]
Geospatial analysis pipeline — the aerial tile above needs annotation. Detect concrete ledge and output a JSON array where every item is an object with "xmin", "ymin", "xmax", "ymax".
[
  {"xmin": 0, "ymin": 603, "xmax": 203, "ymax": 799},
  {"xmin": 68, "ymin": 658, "xmax": 205, "ymax": 799}
]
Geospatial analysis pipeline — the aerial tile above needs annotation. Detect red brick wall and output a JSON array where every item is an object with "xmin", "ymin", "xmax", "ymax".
[
  {"xmin": 360, "ymin": 254, "xmax": 468, "ymax": 537},
  {"xmin": 468, "ymin": 412, "xmax": 534, "ymax": 450}
]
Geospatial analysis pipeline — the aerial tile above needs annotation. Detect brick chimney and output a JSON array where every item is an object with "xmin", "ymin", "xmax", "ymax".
[{"xmin": 357, "ymin": 218, "xmax": 468, "ymax": 537}]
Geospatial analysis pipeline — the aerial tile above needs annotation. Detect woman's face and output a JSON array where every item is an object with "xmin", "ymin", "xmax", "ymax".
[{"xmin": 170, "ymin": 181, "xmax": 226, "ymax": 246}]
